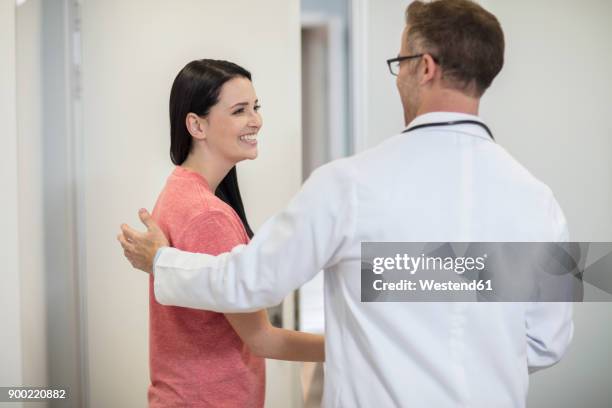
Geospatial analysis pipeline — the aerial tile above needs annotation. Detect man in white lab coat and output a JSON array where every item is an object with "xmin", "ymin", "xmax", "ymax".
[{"xmin": 119, "ymin": 0, "xmax": 573, "ymax": 406}]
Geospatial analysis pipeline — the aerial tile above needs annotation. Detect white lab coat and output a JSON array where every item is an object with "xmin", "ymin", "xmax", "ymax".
[{"xmin": 154, "ymin": 112, "xmax": 573, "ymax": 407}]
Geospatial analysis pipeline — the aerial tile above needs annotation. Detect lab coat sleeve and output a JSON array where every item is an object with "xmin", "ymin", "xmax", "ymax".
[
  {"xmin": 153, "ymin": 161, "xmax": 357, "ymax": 312},
  {"xmin": 526, "ymin": 194, "xmax": 574, "ymax": 373}
]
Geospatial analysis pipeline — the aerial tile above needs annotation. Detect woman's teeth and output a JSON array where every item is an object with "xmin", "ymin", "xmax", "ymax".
[{"xmin": 240, "ymin": 134, "xmax": 258, "ymax": 143}]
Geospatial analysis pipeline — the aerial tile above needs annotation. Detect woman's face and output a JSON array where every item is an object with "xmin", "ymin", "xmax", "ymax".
[{"xmin": 202, "ymin": 77, "xmax": 262, "ymax": 163}]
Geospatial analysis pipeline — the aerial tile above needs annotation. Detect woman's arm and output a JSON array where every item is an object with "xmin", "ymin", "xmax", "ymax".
[
  {"xmin": 151, "ymin": 164, "xmax": 356, "ymax": 312},
  {"xmin": 226, "ymin": 311, "xmax": 325, "ymax": 362},
  {"xmin": 161, "ymin": 210, "xmax": 324, "ymax": 361}
]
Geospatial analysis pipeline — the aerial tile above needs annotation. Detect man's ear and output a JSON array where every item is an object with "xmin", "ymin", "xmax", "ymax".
[
  {"xmin": 186, "ymin": 113, "xmax": 207, "ymax": 140},
  {"xmin": 419, "ymin": 54, "xmax": 438, "ymax": 86}
]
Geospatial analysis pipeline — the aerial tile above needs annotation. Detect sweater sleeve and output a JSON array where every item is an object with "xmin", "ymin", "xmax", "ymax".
[
  {"xmin": 153, "ymin": 161, "xmax": 357, "ymax": 312},
  {"xmin": 176, "ymin": 211, "xmax": 247, "ymax": 256}
]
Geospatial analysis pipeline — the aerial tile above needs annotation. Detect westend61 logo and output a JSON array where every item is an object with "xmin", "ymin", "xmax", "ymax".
[
  {"xmin": 362, "ymin": 242, "xmax": 612, "ymax": 302},
  {"xmin": 372, "ymin": 253, "xmax": 487, "ymax": 275}
]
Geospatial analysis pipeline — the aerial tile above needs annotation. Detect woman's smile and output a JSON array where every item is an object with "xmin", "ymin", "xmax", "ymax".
[{"xmin": 239, "ymin": 132, "xmax": 258, "ymax": 146}]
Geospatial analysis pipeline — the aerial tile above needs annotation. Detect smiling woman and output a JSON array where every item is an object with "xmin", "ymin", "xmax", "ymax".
[
  {"xmin": 147, "ymin": 59, "xmax": 324, "ymax": 407},
  {"xmin": 168, "ymin": 60, "xmax": 260, "ymax": 236}
]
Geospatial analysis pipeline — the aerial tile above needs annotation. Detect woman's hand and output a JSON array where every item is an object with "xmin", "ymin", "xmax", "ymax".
[{"xmin": 117, "ymin": 209, "xmax": 169, "ymax": 273}]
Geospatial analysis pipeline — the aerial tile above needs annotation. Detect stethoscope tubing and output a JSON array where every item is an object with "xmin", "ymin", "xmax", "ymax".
[{"xmin": 402, "ymin": 120, "xmax": 495, "ymax": 141}]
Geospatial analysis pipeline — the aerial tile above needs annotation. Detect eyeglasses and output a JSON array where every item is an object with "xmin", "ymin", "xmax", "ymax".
[{"xmin": 386, "ymin": 54, "xmax": 439, "ymax": 76}]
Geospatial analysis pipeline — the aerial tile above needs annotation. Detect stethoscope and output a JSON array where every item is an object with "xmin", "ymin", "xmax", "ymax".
[{"xmin": 402, "ymin": 120, "xmax": 495, "ymax": 141}]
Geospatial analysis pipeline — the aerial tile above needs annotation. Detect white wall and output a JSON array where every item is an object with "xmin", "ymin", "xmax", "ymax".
[
  {"xmin": 0, "ymin": 1, "xmax": 23, "ymax": 406},
  {"xmin": 479, "ymin": 2, "xmax": 612, "ymax": 406},
  {"xmin": 363, "ymin": 0, "xmax": 406, "ymax": 146},
  {"xmin": 10, "ymin": 3, "xmax": 84, "ymax": 407},
  {"xmin": 357, "ymin": 0, "xmax": 612, "ymax": 407},
  {"xmin": 480, "ymin": 0, "xmax": 612, "ymax": 242},
  {"xmin": 15, "ymin": 0, "xmax": 48, "ymax": 400},
  {"xmin": 80, "ymin": 0, "xmax": 301, "ymax": 406},
  {"xmin": 302, "ymin": 27, "xmax": 330, "ymax": 179}
]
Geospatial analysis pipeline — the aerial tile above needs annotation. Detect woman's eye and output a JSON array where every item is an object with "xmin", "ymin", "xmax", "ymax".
[{"xmin": 233, "ymin": 105, "xmax": 260, "ymax": 115}]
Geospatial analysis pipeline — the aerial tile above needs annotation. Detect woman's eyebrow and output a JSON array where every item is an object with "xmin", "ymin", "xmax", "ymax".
[{"xmin": 230, "ymin": 99, "xmax": 259, "ymax": 109}]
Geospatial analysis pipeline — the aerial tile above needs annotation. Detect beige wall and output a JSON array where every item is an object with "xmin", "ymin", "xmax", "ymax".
[{"xmin": 80, "ymin": 0, "xmax": 301, "ymax": 406}]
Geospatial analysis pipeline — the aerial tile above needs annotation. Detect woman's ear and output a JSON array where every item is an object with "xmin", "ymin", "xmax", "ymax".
[{"xmin": 186, "ymin": 113, "xmax": 206, "ymax": 140}]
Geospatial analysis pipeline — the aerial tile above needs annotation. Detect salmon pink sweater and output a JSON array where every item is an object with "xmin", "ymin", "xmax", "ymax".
[{"xmin": 148, "ymin": 167, "xmax": 265, "ymax": 407}]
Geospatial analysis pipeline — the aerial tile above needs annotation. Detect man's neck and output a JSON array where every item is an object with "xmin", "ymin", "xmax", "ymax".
[{"xmin": 414, "ymin": 89, "xmax": 480, "ymax": 120}]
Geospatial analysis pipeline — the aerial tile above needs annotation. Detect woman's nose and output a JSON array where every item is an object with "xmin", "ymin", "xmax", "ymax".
[{"xmin": 249, "ymin": 111, "xmax": 262, "ymax": 128}]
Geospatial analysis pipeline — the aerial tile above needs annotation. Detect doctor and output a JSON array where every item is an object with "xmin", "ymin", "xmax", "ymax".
[{"xmin": 119, "ymin": 0, "xmax": 572, "ymax": 406}]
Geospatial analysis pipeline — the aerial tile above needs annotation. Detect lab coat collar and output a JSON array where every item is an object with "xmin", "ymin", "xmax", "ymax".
[{"xmin": 404, "ymin": 111, "xmax": 492, "ymax": 141}]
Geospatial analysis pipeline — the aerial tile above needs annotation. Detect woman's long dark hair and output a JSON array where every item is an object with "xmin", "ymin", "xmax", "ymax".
[{"xmin": 169, "ymin": 59, "xmax": 254, "ymax": 238}]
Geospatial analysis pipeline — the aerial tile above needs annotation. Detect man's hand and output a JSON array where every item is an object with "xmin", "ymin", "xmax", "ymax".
[{"xmin": 117, "ymin": 208, "xmax": 169, "ymax": 274}]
